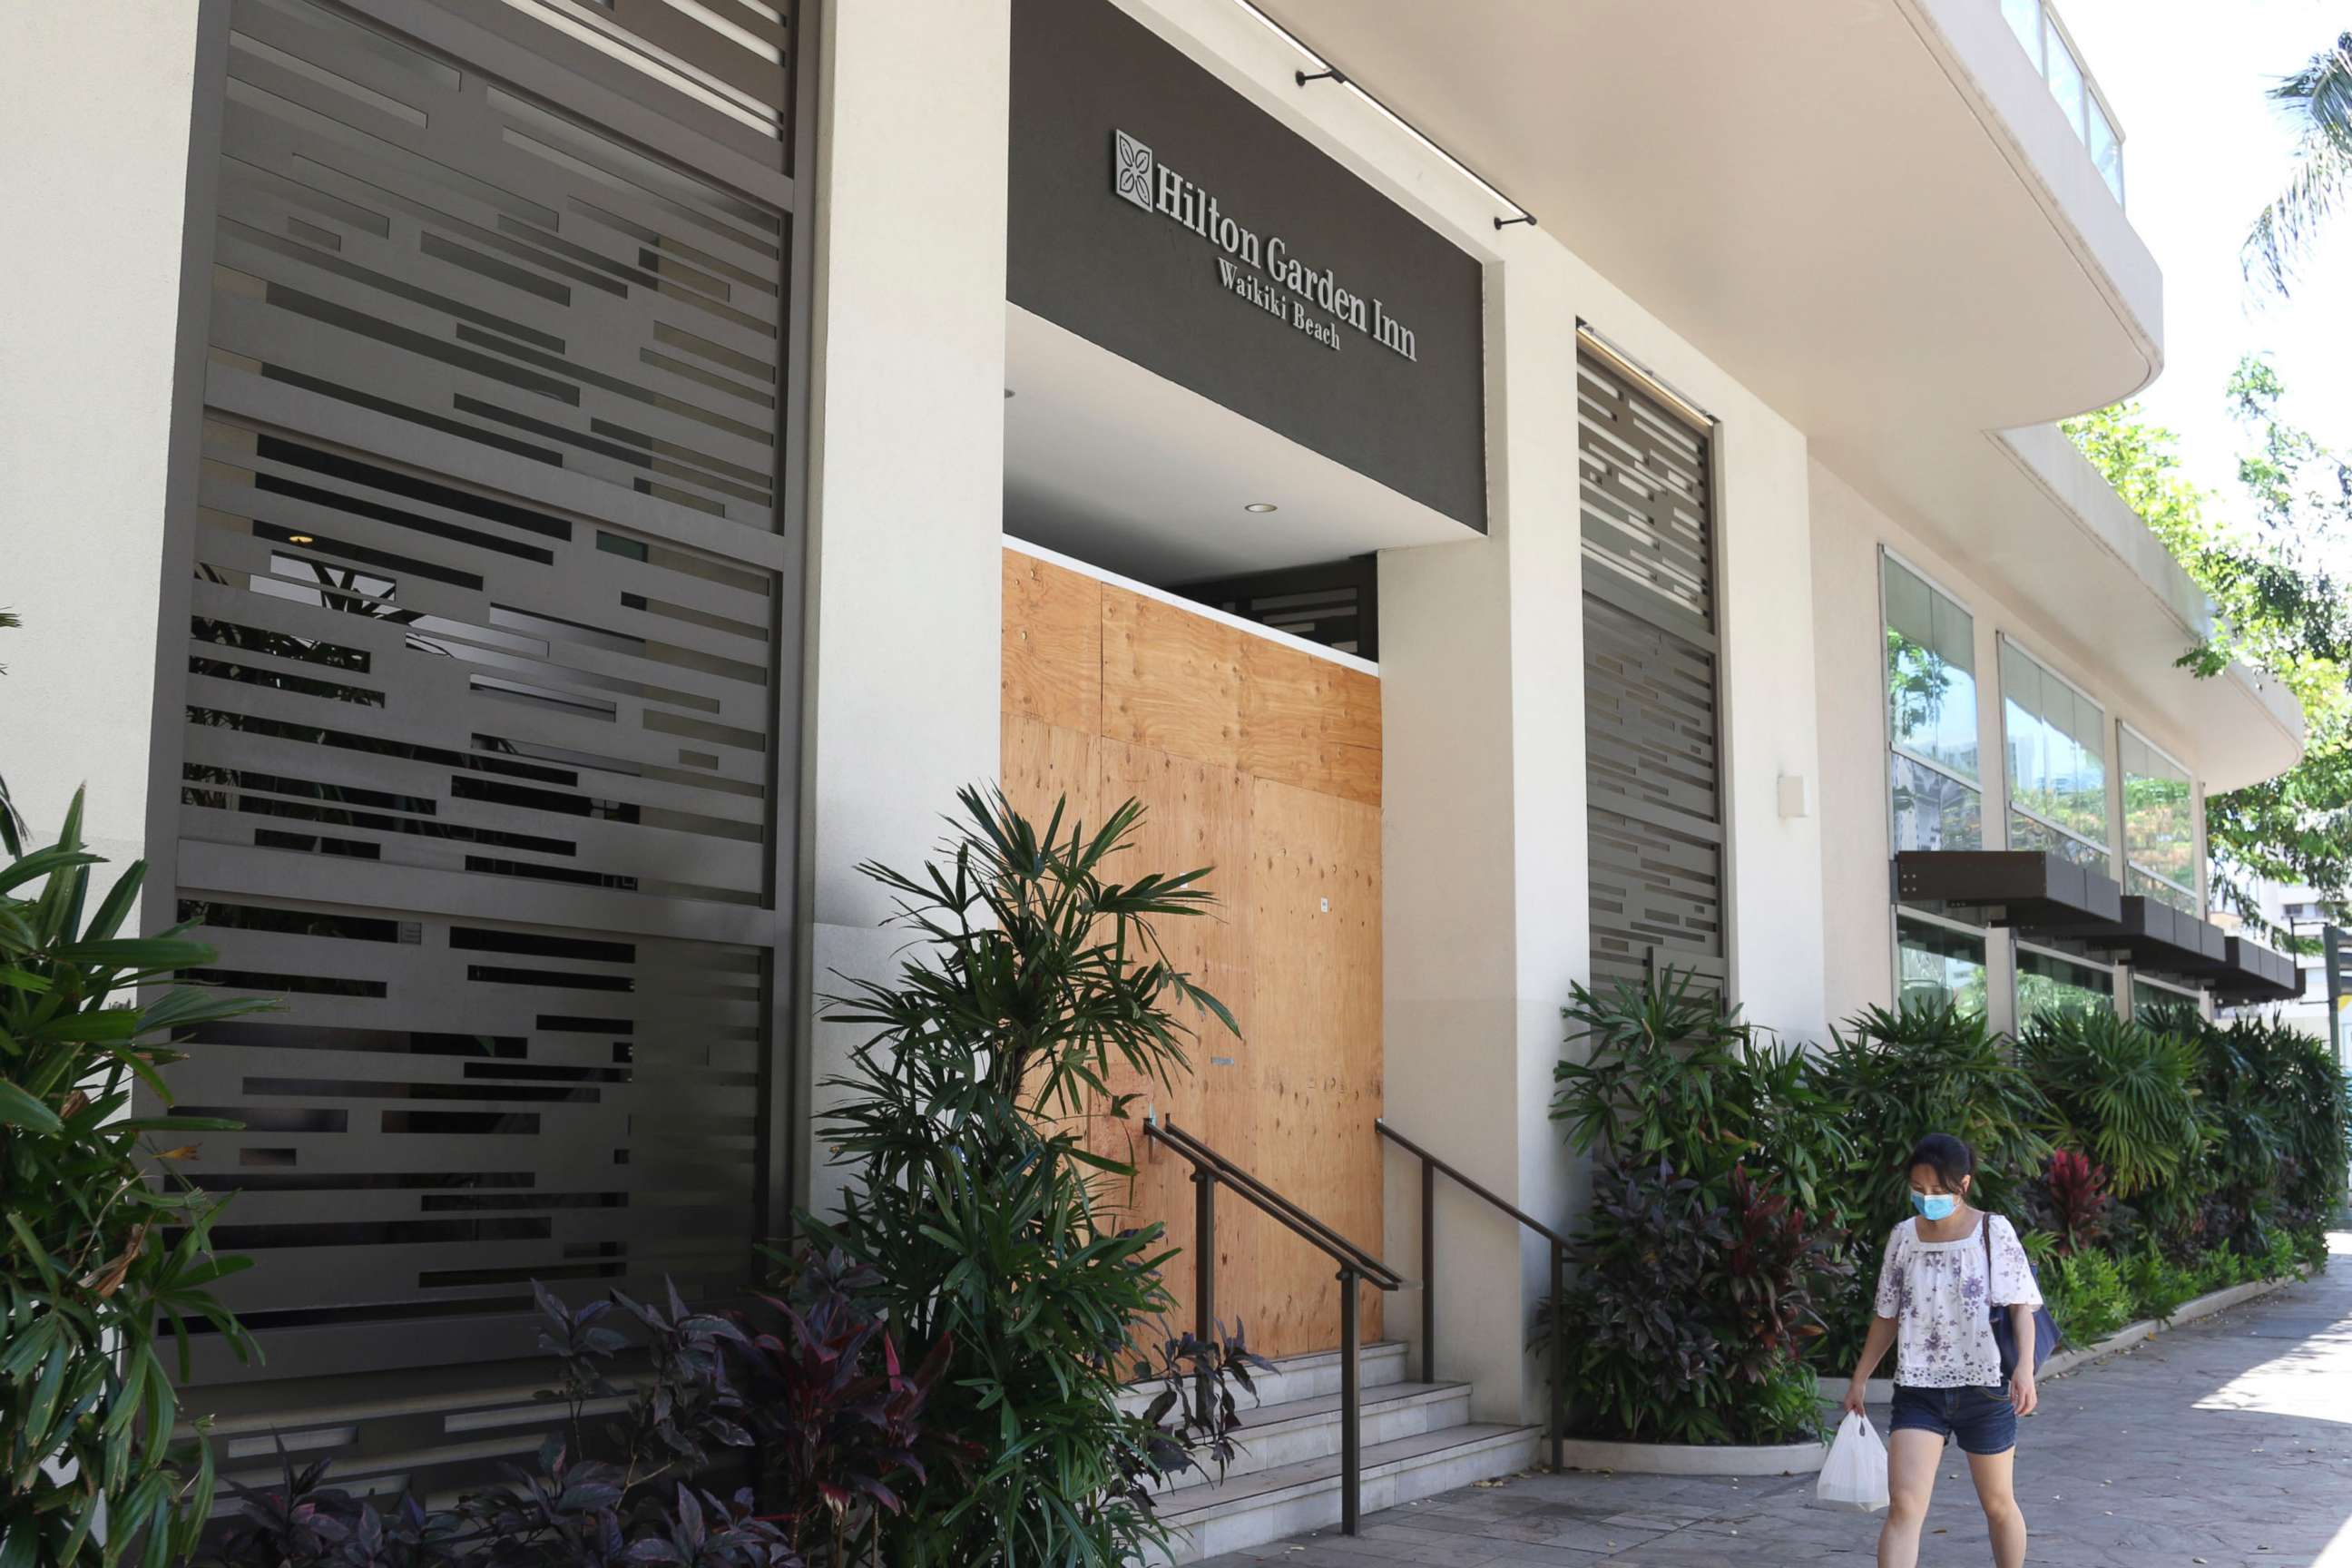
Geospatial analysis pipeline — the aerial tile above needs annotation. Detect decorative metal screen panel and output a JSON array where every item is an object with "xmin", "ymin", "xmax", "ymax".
[
  {"xmin": 1176, "ymin": 555, "xmax": 1380, "ymax": 660},
  {"xmin": 152, "ymin": 0, "xmax": 808, "ymax": 1501},
  {"xmin": 1578, "ymin": 348, "xmax": 1725, "ymax": 995}
]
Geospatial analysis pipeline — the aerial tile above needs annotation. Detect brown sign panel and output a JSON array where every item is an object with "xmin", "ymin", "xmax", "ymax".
[{"xmin": 1009, "ymin": 0, "xmax": 1487, "ymax": 531}]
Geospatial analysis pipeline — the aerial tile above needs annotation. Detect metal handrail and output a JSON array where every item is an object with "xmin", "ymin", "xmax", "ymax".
[
  {"xmin": 1147, "ymin": 1115, "xmax": 1402, "ymax": 1288},
  {"xmin": 1376, "ymin": 1117, "xmax": 1570, "ymax": 1472},
  {"xmin": 1142, "ymin": 1114, "xmax": 1400, "ymax": 1537}
]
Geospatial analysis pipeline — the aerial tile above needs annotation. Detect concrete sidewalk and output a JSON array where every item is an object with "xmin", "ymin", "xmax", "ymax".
[{"xmin": 1199, "ymin": 1233, "xmax": 2352, "ymax": 1567}]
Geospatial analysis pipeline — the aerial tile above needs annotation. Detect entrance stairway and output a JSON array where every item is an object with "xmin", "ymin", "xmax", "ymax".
[{"xmin": 1124, "ymin": 1339, "xmax": 1542, "ymax": 1563}]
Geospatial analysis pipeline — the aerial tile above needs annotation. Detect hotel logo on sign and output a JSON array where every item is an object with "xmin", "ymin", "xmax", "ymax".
[{"xmin": 1107, "ymin": 128, "xmax": 1418, "ymax": 363}]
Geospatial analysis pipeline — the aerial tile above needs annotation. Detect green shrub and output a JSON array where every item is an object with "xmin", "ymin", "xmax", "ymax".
[
  {"xmin": 2119, "ymin": 1242, "xmax": 2198, "ymax": 1322},
  {"xmin": 2043, "ymin": 1249, "xmax": 2137, "ymax": 1345},
  {"xmin": 3, "ymin": 791, "xmax": 269, "ymax": 1567},
  {"xmin": 1547, "ymin": 975, "xmax": 1846, "ymax": 1446},
  {"xmin": 810, "ymin": 789, "xmax": 1249, "ymax": 1567},
  {"xmin": 1553, "ymin": 973, "xmax": 1853, "ymax": 1209},
  {"xmin": 1808, "ymin": 1001, "xmax": 2056, "ymax": 1370},
  {"xmin": 2018, "ymin": 1011, "xmax": 2204, "ymax": 1201},
  {"xmin": 1547, "ymin": 1155, "xmax": 1835, "ymax": 1445}
]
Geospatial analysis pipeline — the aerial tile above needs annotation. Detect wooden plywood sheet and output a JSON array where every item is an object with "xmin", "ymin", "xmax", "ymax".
[
  {"xmin": 1245, "ymin": 777, "xmax": 1384, "ymax": 1352},
  {"xmin": 1004, "ymin": 552, "xmax": 1102, "ymax": 732},
  {"xmin": 1093, "ymin": 739, "xmax": 1257, "ymax": 1344},
  {"xmin": 1001, "ymin": 711, "xmax": 1098, "ymax": 845},
  {"xmin": 1002, "ymin": 549, "xmax": 1383, "ymax": 1362},
  {"xmin": 1103, "ymin": 585, "xmax": 1245, "ymax": 769}
]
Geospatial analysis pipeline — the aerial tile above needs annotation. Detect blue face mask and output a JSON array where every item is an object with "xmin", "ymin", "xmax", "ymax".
[{"xmin": 1911, "ymin": 1192, "xmax": 1958, "ymax": 1221}]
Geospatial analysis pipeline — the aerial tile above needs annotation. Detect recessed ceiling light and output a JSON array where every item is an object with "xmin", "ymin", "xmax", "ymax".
[
  {"xmin": 288, "ymin": 534, "xmax": 316, "ymax": 544},
  {"xmin": 1244, "ymin": 502, "xmax": 1278, "ymax": 514}
]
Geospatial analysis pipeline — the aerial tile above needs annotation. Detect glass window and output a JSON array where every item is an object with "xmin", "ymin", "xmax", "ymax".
[
  {"xmin": 2017, "ymin": 946, "xmax": 2113, "ymax": 1021},
  {"xmin": 1898, "ymin": 916, "xmax": 1988, "ymax": 1018},
  {"xmin": 1884, "ymin": 557, "xmax": 1979, "ymax": 779},
  {"xmin": 2120, "ymin": 726, "xmax": 2196, "ymax": 913},
  {"xmin": 1884, "ymin": 555, "xmax": 1981, "ymax": 851},
  {"xmin": 1893, "ymin": 755, "xmax": 1984, "ymax": 852},
  {"xmin": 2087, "ymin": 97, "xmax": 2123, "ymax": 203},
  {"xmin": 2003, "ymin": 641, "xmax": 2109, "ymax": 871},
  {"xmin": 2001, "ymin": 0, "xmax": 2044, "ymax": 67},
  {"xmin": 2046, "ymin": 29, "xmax": 2088, "ymax": 140},
  {"xmin": 2133, "ymin": 975, "xmax": 2201, "ymax": 1025}
]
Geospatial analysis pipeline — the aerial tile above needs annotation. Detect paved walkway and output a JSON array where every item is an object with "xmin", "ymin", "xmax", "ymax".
[{"xmin": 1201, "ymin": 1232, "xmax": 2352, "ymax": 1568}]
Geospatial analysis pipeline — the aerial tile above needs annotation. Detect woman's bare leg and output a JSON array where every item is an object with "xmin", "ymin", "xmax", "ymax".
[
  {"xmin": 1878, "ymin": 1428, "xmax": 1945, "ymax": 1568},
  {"xmin": 1967, "ymin": 1446, "xmax": 2026, "ymax": 1568}
]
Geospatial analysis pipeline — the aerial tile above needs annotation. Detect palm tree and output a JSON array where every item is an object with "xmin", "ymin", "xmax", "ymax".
[{"xmin": 2244, "ymin": 33, "xmax": 2352, "ymax": 298}]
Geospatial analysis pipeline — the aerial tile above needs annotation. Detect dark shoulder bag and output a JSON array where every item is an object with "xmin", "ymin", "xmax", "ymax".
[{"xmin": 1984, "ymin": 1214, "xmax": 2061, "ymax": 1378}]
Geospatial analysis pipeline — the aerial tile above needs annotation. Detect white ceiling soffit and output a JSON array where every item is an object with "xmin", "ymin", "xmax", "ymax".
[
  {"xmin": 1250, "ymin": 0, "xmax": 2163, "ymax": 536},
  {"xmin": 1002, "ymin": 303, "xmax": 1479, "ymax": 585}
]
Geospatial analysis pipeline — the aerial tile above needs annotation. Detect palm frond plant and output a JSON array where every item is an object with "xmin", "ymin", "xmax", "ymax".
[
  {"xmin": 2244, "ymin": 32, "xmax": 2352, "ymax": 297},
  {"xmin": 2017, "ymin": 1011, "xmax": 2205, "ymax": 1203},
  {"xmin": 806, "ymin": 788, "xmax": 1257, "ymax": 1567},
  {"xmin": 2, "ymin": 789, "xmax": 270, "ymax": 1567}
]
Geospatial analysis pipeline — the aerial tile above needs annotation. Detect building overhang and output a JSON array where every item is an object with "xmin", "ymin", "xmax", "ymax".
[
  {"xmin": 2214, "ymin": 936, "xmax": 2300, "ymax": 1005},
  {"xmin": 1894, "ymin": 850, "xmax": 2122, "ymax": 936},
  {"xmin": 1250, "ymin": 0, "xmax": 2161, "ymax": 464}
]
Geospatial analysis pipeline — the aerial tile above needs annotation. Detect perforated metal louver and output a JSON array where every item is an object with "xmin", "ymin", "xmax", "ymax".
[
  {"xmin": 1578, "ymin": 346, "xmax": 1726, "ymax": 996},
  {"xmin": 149, "ymin": 0, "xmax": 809, "ymax": 1502}
]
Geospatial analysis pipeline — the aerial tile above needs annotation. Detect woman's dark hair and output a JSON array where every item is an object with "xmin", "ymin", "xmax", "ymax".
[{"xmin": 1906, "ymin": 1133, "xmax": 1975, "ymax": 1191}]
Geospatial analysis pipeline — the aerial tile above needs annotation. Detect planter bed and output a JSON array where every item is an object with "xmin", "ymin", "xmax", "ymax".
[
  {"xmin": 1818, "ymin": 1266, "xmax": 2312, "ymax": 1407},
  {"xmin": 1553, "ymin": 1436, "xmax": 1829, "ymax": 1477}
]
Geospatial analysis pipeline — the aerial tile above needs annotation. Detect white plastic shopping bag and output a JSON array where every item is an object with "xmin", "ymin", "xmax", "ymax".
[{"xmin": 1815, "ymin": 1410, "xmax": 1889, "ymax": 1512}]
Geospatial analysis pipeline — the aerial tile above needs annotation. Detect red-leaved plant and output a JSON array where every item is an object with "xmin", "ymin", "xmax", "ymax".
[
  {"xmin": 2040, "ymin": 1149, "xmax": 2113, "ymax": 1256},
  {"xmin": 747, "ymin": 1248, "xmax": 975, "ymax": 1560},
  {"xmin": 208, "ymin": 1250, "xmax": 959, "ymax": 1567},
  {"xmin": 1722, "ymin": 1161, "xmax": 1842, "ymax": 1369}
]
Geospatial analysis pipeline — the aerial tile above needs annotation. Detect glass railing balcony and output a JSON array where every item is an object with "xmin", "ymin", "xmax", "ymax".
[{"xmin": 2000, "ymin": 0, "xmax": 2125, "ymax": 204}]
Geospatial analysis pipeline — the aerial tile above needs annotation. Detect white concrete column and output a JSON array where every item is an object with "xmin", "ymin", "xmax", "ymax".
[
  {"xmin": 798, "ymin": 0, "xmax": 1011, "ymax": 1215},
  {"xmin": 1380, "ymin": 252, "xmax": 1588, "ymax": 1425},
  {"xmin": 0, "ymin": 5, "xmax": 202, "ymax": 873}
]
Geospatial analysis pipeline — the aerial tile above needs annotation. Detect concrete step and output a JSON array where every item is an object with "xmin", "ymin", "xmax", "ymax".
[
  {"xmin": 1144, "ymin": 1378, "xmax": 1472, "ymax": 1492},
  {"xmin": 1152, "ymin": 1420, "xmax": 1543, "ymax": 1563},
  {"xmin": 1116, "ymin": 1338, "xmax": 1409, "ymax": 1416}
]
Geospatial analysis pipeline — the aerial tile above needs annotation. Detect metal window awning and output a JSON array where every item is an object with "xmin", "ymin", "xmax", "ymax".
[
  {"xmin": 2038, "ymin": 894, "xmax": 2228, "ymax": 983},
  {"xmin": 1893, "ymin": 850, "xmax": 2122, "ymax": 936},
  {"xmin": 2214, "ymin": 936, "xmax": 2299, "ymax": 1004}
]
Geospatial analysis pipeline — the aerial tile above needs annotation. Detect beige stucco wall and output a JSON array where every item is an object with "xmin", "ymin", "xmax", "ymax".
[{"xmin": 0, "ymin": 5, "xmax": 202, "ymax": 879}]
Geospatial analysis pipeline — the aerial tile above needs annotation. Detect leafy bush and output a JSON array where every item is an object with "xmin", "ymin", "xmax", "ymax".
[
  {"xmin": 808, "ymin": 790, "xmax": 1258, "ymax": 1566},
  {"xmin": 2118, "ymin": 1242, "xmax": 2198, "ymax": 1322},
  {"xmin": 2025, "ymin": 1149, "xmax": 2115, "ymax": 1256},
  {"xmin": 3, "ymin": 790, "xmax": 269, "ymax": 1568},
  {"xmin": 2018, "ymin": 1011, "xmax": 2204, "ymax": 1201},
  {"xmin": 1808, "ymin": 1001, "xmax": 2055, "ymax": 1370},
  {"xmin": 2042, "ymin": 1248, "xmax": 2137, "ymax": 1346},
  {"xmin": 1550, "ymin": 1155, "xmax": 1732, "ymax": 1443},
  {"xmin": 1813, "ymin": 1002, "xmax": 2055, "ymax": 1240},
  {"xmin": 1548, "ymin": 1154, "xmax": 1837, "ymax": 1446},
  {"xmin": 212, "ymin": 1258, "xmax": 956, "ymax": 1566}
]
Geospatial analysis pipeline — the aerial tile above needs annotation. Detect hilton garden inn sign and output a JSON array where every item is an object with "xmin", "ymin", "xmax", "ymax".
[
  {"xmin": 1112, "ymin": 128, "xmax": 1420, "ymax": 362},
  {"xmin": 1007, "ymin": 0, "xmax": 1485, "ymax": 530}
]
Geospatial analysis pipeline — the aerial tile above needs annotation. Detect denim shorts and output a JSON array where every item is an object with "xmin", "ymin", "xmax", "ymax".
[{"xmin": 1887, "ymin": 1383, "xmax": 2018, "ymax": 1455}]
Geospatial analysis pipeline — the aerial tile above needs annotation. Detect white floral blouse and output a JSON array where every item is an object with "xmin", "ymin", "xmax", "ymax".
[{"xmin": 1872, "ymin": 1213, "xmax": 2043, "ymax": 1388}]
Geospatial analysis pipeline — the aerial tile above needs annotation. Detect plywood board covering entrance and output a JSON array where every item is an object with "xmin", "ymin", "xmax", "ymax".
[{"xmin": 1001, "ymin": 549, "xmax": 1383, "ymax": 1358}]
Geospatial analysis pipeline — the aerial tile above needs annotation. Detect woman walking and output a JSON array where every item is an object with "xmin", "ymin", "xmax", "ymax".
[{"xmin": 1842, "ymin": 1134, "xmax": 2042, "ymax": 1568}]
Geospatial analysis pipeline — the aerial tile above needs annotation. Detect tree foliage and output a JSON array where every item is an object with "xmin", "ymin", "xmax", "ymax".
[
  {"xmin": 808, "ymin": 789, "xmax": 1259, "ymax": 1566},
  {"xmin": 2064, "ymin": 358, "xmax": 2352, "ymax": 936},
  {"xmin": 2244, "ymin": 32, "xmax": 2352, "ymax": 299},
  {"xmin": 2, "ymin": 790, "xmax": 269, "ymax": 1567}
]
